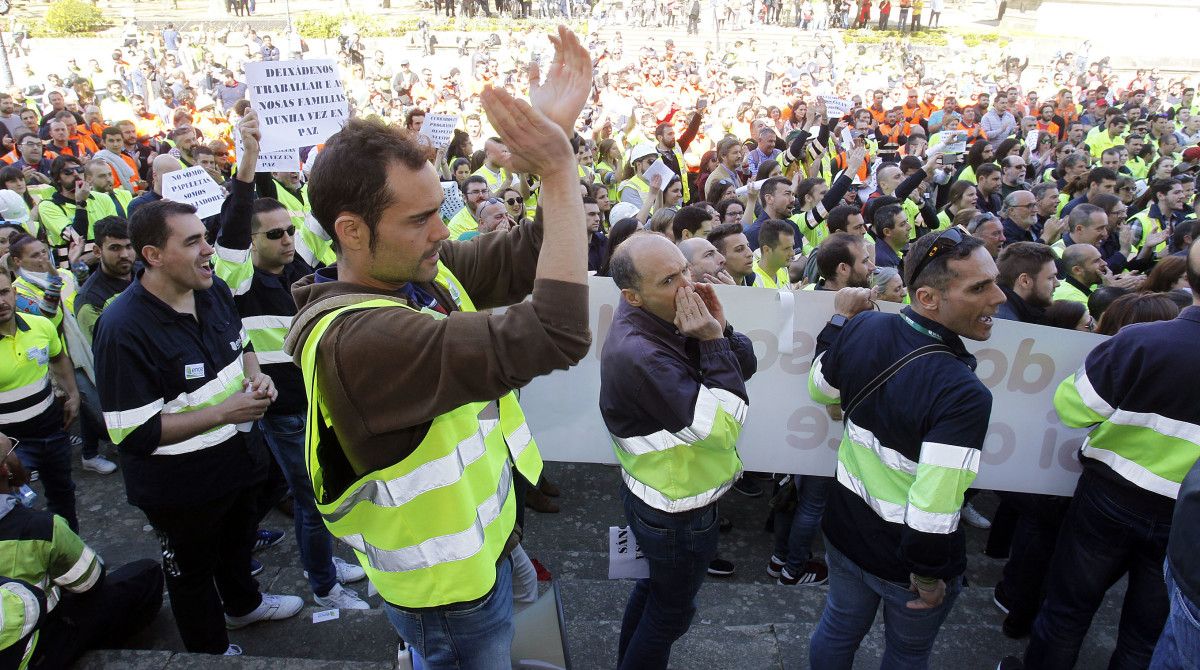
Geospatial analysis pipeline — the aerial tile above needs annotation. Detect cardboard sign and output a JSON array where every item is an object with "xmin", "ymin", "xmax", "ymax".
[
  {"xmin": 607, "ymin": 526, "xmax": 649, "ymax": 579},
  {"xmin": 419, "ymin": 113, "xmax": 459, "ymax": 148},
  {"xmin": 162, "ymin": 166, "xmax": 225, "ymax": 219},
  {"xmin": 245, "ymin": 59, "xmax": 350, "ymax": 152},
  {"xmin": 518, "ymin": 278, "xmax": 1106, "ymax": 497},
  {"xmin": 233, "ymin": 129, "xmax": 301, "ymax": 172}
]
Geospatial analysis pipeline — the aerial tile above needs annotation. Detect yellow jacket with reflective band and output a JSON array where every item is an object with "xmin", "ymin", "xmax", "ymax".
[
  {"xmin": 752, "ymin": 262, "xmax": 789, "ymax": 289},
  {"xmin": 272, "ymin": 181, "xmax": 336, "ymax": 268},
  {"xmin": 298, "ymin": 263, "xmax": 544, "ymax": 608},
  {"xmin": 1128, "ymin": 209, "xmax": 1169, "ymax": 256},
  {"xmin": 472, "ymin": 164, "xmax": 509, "ymax": 190},
  {"xmin": 447, "ymin": 206, "xmax": 478, "ymax": 240},
  {"xmin": 618, "ymin": 174, "xmax": 650, "ymax": 205}
]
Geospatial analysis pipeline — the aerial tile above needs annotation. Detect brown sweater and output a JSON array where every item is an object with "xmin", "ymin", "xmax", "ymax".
[{"xmin": 284, "ymin": 218, "xmax": 591, "ymax": 498}]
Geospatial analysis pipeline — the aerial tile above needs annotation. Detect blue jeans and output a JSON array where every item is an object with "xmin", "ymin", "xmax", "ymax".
[
  {"xmin": 74, "ymin": 370, "xmax": 103, "ymax": 459},
  {"xmin": 384, "ymin": 558, "xmax": 514, "ymax": 670},
  {"xmin": 1150, "ymin": 560, "xmax": 1200, "ymax": 670},
  {"xmin": 772, "ymin": 475, "xmax": 832, "ymax": 574},
  {"xmin": 15, "ymin": 430, "xmax": 77, "ymax": 531},
  {"xmin": 259, "ymin": 413, "xmax": 337, "ymax": 596},
  {"xmin": 1025, "ymin": 471, "xmax": 1171, "ymax": 670},
  {"xmin": 617, "ymin": 483, "xmax": 721, "ymax": 670},
  {"xmin": 810, "ymin": 543, "xmax": 962, "ymax": 670}
]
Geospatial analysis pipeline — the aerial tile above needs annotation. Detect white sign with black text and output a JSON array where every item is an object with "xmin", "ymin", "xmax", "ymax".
[{"xmin": 245, "ymin": 59, "xmax": 349, "ymax": 152}]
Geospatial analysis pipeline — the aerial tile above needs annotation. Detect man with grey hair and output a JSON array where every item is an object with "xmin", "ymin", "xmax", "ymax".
[
  {"xmin": 600, "ymin": 233, "xmax": 756, "ymax": 668},
  {"xmin": 968, "ymin": 212, "xmax": 1006, "ymax": 258},
  {"xmin": 1000, "ymin": 190, "xmax": 1040, "ymax": 246}
]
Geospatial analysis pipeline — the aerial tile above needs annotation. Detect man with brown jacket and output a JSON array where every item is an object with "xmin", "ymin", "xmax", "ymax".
[{"xmin": 283, "ymin": 27, "xmax": 593, "ymax": 670}]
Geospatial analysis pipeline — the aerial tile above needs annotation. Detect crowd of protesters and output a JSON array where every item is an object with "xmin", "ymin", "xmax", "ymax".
[{"xmin": 0, "ymin": 15, "xmax": 1198, "ymax": 670}]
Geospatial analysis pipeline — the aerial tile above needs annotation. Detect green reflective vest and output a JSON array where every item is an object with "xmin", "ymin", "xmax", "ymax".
[
  {"xmin": 299, "ymin": 264, "xmax": 543, "ymax": 608},
  {"xmin": 618, "ymin": 174, "xmax": 650, "ymax": 206},
  {"xmin": 273, "ymin": 182, "xmax": 335, "ymax": 268},
  {"xmin": 752, "ymin": 262, "xmax": 789, "ymax": 289}
]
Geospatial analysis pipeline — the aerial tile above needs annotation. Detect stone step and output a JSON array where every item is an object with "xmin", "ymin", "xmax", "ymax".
[{"xmin": 76, "ymin": 649, "xmax": 395, "ymax": 670}]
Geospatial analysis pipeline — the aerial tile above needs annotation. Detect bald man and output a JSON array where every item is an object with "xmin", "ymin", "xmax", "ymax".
[
  {"xmin": 678, "ymin": 237, "xmax": 734, "ymax": 285},
  {"xmin": 1053, "ymin": 243, "xmax": 1105, "ymax": 304},
  {"xmin": 600, "ymin": 233, "xmax": 757, "ymax": 668},
  {"xmin": 127, "ymin": 154, "xmax": 184, "ymax": 218}
]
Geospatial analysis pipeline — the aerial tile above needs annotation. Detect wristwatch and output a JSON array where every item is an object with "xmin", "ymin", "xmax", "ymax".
[{"xmin": 829, "ymin": 314, "xmax": 849, "ymax": 329}]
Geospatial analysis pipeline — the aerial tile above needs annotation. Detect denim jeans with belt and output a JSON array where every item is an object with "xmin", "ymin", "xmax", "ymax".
[
  {"xmin": 258, "ymin": 413, "xmax": 337, "ymax": 596},
  {"xmin": 384, "ymin": 558, "xmax": 515, "ymax": 670},
  {"xmin": 1025, "ymin": 471, "xmax": 1171, "ymax": 670},
  {"xmin": 1150, "ymin": 559, "xmax": 1200, "ymax": 670},
  {"xmin": 617, "ymin": 483, "xmax": 721, "ymax": 670},
  {"xmin": 809, "ymin": 543, "xmax": 962, "ymax": 670}
]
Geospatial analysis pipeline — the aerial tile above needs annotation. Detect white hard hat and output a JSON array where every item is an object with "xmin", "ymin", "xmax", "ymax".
[
  {"xmin": 628, "ymin": 142, "xmax": 659, "ymax": 165},
  {"xmin": 0, "ymin": 190, "xmax": 30, "ymax": 225}
]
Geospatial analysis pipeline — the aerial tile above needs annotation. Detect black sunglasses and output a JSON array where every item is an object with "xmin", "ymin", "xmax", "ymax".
[
  {"xmin": 505, "ymin": 197, "xmax": 522, "ymax": 206},
  {"xmin": 62, "ymin": 166, "xmax": 84, "ymax": 175},
  {"xmin": 909, "ymin": 227, "xmax": 965, "ymax": 286},
  {"xmin": 253, "ymin": 225, "xmax": 296, "ymax": 240}
]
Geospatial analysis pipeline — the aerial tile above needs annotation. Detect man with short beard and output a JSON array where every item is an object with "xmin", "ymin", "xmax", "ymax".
[
  {"xmin": 707, "ymin": 223, "xmax": 756, "ymax": 286},
  {"xmin": 1053, "ymin": 243, "xmax": 1106, "ymax": 304},
  {"xmin": 813, "ymin": 231, "xmax": 875, "ymax": 291},
  {"xmin": 995, "ymin": 242, "xmax": 1057, "ymax": 323}
]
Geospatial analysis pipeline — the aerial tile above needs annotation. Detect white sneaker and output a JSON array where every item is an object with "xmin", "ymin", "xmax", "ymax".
[
  {"xmin": 224, "ymin": 644, "xmax": 243, "ymax": 656},
  {"xmin": 313, "ymin": 583, "xmax": 370, "ymax": 610},
  {"xmin": 81, "ymin": 455, "xmax": 117, "ymax": 475},
  {"xmin": 962, "ymin": 502, "xmax": 992, "ymax": 529},
  {"xmin": 305, "ymin": 557, "xmax": 367, "ymax": 585},
  {"xmin": 224, "ymin": 593, "xmax": 304, "ymax": 629}
]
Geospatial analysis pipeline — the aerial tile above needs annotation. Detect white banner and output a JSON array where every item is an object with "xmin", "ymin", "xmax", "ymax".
[
  {"xmin": 820, "ymin": 95, "xmax": 854, "ymax": 119},
  {"xmin": 245, "ymin": 59, "xmax": 349, "ymax": 152},
  {"xmin": 162, "ymin": 166, "xmax": 225, "ymax": 219},
  {"xmin": 233, "ymin": 130, "xmax": 301, "ymax": 173},
  {"xmin": 522, "ymin": 278, "xmax": 1104, "ymax": 497}
]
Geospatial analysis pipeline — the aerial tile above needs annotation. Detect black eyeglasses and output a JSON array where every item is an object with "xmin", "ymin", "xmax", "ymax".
[
  {"xmin": 908, "ymin": 227, "xmax": 965, "ymax": 285},
  {"xmin": 253, "ymin": 225, "xmax": 296, "ymax": 240}
]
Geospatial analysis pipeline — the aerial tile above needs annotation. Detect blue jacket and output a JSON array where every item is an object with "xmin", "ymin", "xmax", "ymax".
[
  {"xmin": 599, "ymin": 300, "xmax": 756, "ymax": 455},
  {"xmin": 811, "ymin": 307, "xmax": 993, "ymax": 580}
]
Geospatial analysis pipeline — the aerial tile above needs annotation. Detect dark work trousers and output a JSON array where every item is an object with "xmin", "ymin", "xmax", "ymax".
[
  {"xmin": 29, "ymin": 559, "xmax": 164, "ymax": 669},
  {"xmin": 995, "ymin": 492, "xmax": 1069, "ymax": 629},
  {"xmin": 251, "ymin": 425, "xmax": 289, "ymax": 525},
  {"xmin": 140, "ymin": 485, "xmax": 263, "ymax": 654},
  {"xmin": 985, "ymin": 497, "xmax": 1020, "ymax": 558}
]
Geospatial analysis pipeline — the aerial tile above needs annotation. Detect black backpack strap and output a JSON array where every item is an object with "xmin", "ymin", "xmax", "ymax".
[{"xmin": 843, "ymin": 344, "xmax": 955, "ymax": 420}]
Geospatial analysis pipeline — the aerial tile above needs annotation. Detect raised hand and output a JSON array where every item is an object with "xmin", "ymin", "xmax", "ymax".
[
  {"xmin": 481, "ymin": 85, "xmax": 574, "ymax": 178},
  {"xmin": 528, "ymin": 25, "xmax": 593, "ymax": 139},
  {"xmin": 673, "ymin": 286, "xmax": 723, "ymax": 341}
]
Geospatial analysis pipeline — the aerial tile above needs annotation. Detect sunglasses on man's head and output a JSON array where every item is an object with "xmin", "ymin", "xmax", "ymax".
[
  {"xmin": 909, "ymin": 227, "xmax": 965, "ymax": 286},
  {"xmin": 253, "ymin": 225, "xmax": 296, "ymax": 240}
]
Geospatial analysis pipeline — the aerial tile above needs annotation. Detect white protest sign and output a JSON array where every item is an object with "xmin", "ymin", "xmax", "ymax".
[
  {"xmin": 607, "ymin": 526, "xmax": 649, "ymax": 580},
  {"xmin": 162, "ymin": 166, "xmax": 225, "ymax": 219},
  {"xmin": 642, "ymin": 158, "xmax": 677, "ymax": 191},
  {"xmin": 520, "ymin": 278, "xmax": 1104, "ymax": 497},
  {"xmin": 938, "ymin": 130, "xmax": 970, "ymax": 154},
  {"xmin": 419, "ymin": 113, "xmax": 460, "ymax": 148},
  {"xmin": 1025, "ymin": 130, "xmax": 1038, "ymax": 152},
  {"xmin": 233, "ymin": 129, "xmax": 301, "ymax": 173},
  {"xmin": 820, "ymin": 95, "xmax": 854, "ymax": 119},
  {"xmin": 245, "ymin": 59, "xmax": 349, "ymax": 152}
]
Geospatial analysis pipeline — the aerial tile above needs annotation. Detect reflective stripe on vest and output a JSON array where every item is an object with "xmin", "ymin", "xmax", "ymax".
[
  {"xmin": 299, "ymin": 263, "xmax": 544, "ymax": 607},
  {"xmin": 273, "ymin": 182, "xmax": 334, "ymax": 267},
  {"xmin": 835, "ymin": 418, "xmax": 978, "ymax": 534},
  {"xmin": 241, "ymin": 314, "xmax": 293, "ymax": 365},
  {"xmin": 611, "ymin": 385, "xmax": 747, "ymax": 513}
]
